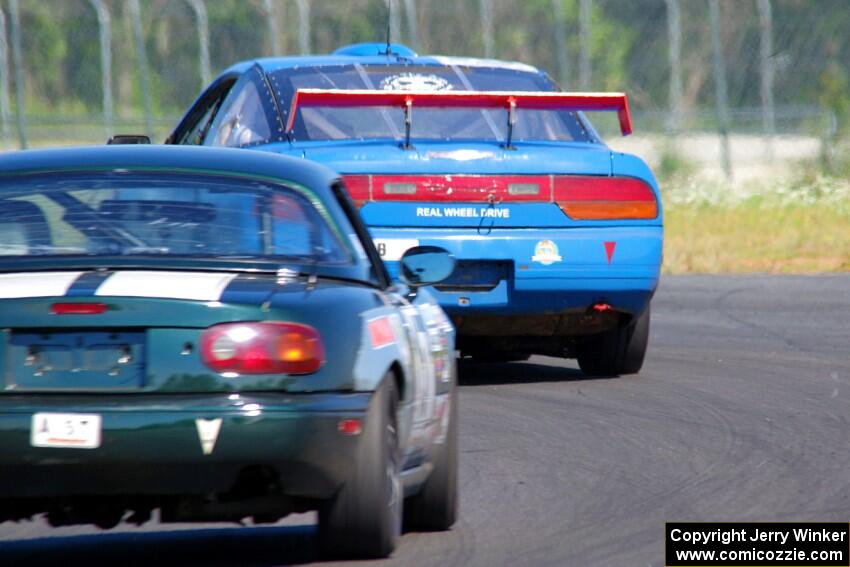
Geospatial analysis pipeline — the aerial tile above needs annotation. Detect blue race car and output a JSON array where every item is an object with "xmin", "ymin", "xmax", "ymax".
[
  {"xmin": 168, "ymin": 42, "xmax": 663, "ymax": 375},
  {"xmin": 0, "ymin": 145, "xmax": 457, "ymax": 558}
]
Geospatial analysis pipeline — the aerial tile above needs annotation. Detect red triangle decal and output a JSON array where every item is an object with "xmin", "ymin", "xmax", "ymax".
[{"xmin": 604, "ymin": 241, "xmax": 616, "ymax": 264}]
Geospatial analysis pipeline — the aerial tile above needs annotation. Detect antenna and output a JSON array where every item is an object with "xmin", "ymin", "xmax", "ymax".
[{"xmin": 385, "ymin": 0, "xmax": 392, "ymax": 54}]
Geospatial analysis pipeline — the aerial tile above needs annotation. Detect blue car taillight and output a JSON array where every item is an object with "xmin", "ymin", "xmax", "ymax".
[
  {"xmin": 553, "ymin": 176, "xmax": 658, "ymax": 220},
  {"xmin": 341, "ymin": 174, "xmax": 658, "ymax": 220}
]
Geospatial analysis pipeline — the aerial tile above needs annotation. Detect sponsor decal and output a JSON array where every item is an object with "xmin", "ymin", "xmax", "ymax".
[
  {"xmin": 433, "ymin": 396, "xmax": 452, "ymax": 444},
  {"xmin": 532, "ymin": 240, "xmax": 562, "ymax": 265},
  {"xmin": 195, "ymin": 418, "xmax": 223, "ymax": 455},
  {"xmin": 379, "ymin": 73, "xmax": 453, "ymax": 92},
  {"xmin": 425, "ymin": 149, "xmax": 496, "ymax": 161},
  {"xmin": 415, "ymin": 206, "xmax": 510, "ymax": 219},
  {"xmin": 31, "ymin": 413, "xmax": 101, "ymax": 449},
  {"xmin": 604, "ymin": 241, "xmax": 616, "ymax": 264},
  {"xmin": 367, "ymin": 316, "xmax": 396, "ymax": 349}
]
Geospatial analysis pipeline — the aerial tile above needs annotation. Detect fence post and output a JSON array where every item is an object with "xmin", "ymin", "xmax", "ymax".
[
  {"xmin": 665, "ymin": 0, "xmax": 682, "ymax": 133},
  {"xmin": 478, "ymin": 0, "xmax": 494, "ymax": 58},
  {"xmin": 263, "ymin": 0, "xmax": 280, "ymax": 56},
  {"xmin": 295, "ymin": 0, "xmax": 310, "ymax": 55},
  {"xmin": 403, "ymin": 0, "xmax": 418, "ymax": 50},
  {"xmin": 579, "ymin": 0, "xmax": 591, "ymax": 90},
  {"xmin": 757, "ymin": 0, "xmax": 775, "ymax": 160},
  {"xmin": 385, "ymin": 0, "xmax": 401, "ymax": 45},
  {"xmin": 0, "ymin": 7, "xmax": 11, "ymax": 148},
  {"xmin": 8, "ymin": 0, "xmax": 25, "ymax": 149},
  {"xmin": 128, "ymin": 0, "xmax": 154, "ymax": 139},
  {"xmin": 709, "ymin": 0, "xmax": 732, "ymax": 179},
  {"xmin": 186, "ymin": 0, "xmax": 211, "ymax": 87},
  {"xmin": 88, "ymin": 0, "xmax": 113, "ymax": 139},
  {"xmin": 552, "ymin": 0, "xmax": 570, "ymax": 89}
]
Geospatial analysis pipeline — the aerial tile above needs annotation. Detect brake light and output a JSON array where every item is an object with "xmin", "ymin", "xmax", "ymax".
[
  {"xmin": 371, "ymin": 174, "xmax": 548, "ymax": 202},
  {"xmin": 200, "ymin": 322, "xmax": 325, "ymax": 375},
  {"xmin": 51, "ymin": 302, "xmax": 108, "ymax": 315},
  {"xmin": 340, "ymin": 174, "xmax": 658, "ymax": 220},
  {"xmin": 341, "ymin": 175, "xmax": 370, "ymax": 208},
  {"xmin": 553, "ymin": 176, "xmax": 657, "ymax": 220}
]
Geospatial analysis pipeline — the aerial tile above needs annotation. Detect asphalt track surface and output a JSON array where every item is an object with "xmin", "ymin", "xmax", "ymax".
[{"xmin": 1, "ymin": 274, "xmax": 848, "ymax": 566}]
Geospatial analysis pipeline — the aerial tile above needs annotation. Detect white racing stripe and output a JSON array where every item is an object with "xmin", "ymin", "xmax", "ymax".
[
  {"xmin": 96, "ymin": 271, "xmax": 238, "ymax": 301},
  {"xmin": 0, "ymin": 271, "xmax": 84, "ymax": 299}
]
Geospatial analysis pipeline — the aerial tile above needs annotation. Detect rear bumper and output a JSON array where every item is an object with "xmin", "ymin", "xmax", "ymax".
[
  {"xmin": 372, "ymin": 226, "xmax": 662, "ymax": 319},
  {"xmin": 0, "ymin": 392, "xmax": 372, "ymax": 499}
]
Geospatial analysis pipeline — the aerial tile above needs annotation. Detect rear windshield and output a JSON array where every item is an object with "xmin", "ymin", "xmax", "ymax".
[
  {"xmin": 272, "ymin": 64, "xmax": 593, "ymax": 144},
  {"xmin": 0, "ymin": 172, "xmax": 353, "ymax": 266}
]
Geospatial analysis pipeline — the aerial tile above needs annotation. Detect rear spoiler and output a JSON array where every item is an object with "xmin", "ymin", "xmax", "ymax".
[{"xmin": 286, "ymin": 89, "xmax": 633, "ymax": 147}]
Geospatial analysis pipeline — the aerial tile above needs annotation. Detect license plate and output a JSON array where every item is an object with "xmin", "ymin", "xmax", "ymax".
[
  {"xmin": 31, "ymin": 413, "xmax": 102, "ymax": 449},
  {"xmin": 374, "ymin": 238, "xmax": 419, "ymax": 261}
]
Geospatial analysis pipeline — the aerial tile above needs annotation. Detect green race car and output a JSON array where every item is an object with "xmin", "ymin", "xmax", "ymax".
[{"xmin": 0, "ymin": 145, "xmax": 458, "ymax": 558}]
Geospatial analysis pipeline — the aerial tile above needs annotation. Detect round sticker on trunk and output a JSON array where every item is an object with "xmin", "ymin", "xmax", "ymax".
[{"xmin": 532, "ymin": 240, "xmax": 562, "ymax": 265}]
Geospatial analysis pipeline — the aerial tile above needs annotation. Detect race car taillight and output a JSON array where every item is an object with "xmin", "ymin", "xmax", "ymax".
[
  {"xmin": 369, "ymin": 174, "xmax": 548, "ymax": 202},
  {"xmin": 553, "ymin": 176, "xmax": 658, "ymax": 220},
  {"xmin": 341, "ymin": 175, "xmax": 370, "ymax": 208},
  {"xmin": 200, "ymin": 322, "xmax": 325, "ymax": 375},
  {"xmin": 340, "ymin": 174, "xmax": 658, "ymax": 220}
]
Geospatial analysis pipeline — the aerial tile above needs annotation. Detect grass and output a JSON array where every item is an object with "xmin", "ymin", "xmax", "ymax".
[
  {"xmin": 660, "ymin": 147, "xmax": 850, "ymax": 274},
  {"xmin": 663, "ymin": 201, "xmax": 850, "ymax": 274}
]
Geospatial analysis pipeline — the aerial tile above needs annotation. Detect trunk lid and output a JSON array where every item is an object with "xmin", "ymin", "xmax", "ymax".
[{"xmin": 267, "ymin": 140, "xmax": 617, "ymax": 229}]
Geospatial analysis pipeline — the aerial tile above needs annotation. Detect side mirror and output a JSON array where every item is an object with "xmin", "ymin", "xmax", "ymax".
[{"xmin": 399, "ymin": 246, "xmax": 456, "ymax": 287}]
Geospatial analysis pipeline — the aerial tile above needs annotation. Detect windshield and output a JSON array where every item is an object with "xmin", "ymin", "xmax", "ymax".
[
  {"xmin": 0, "ymin": 172, "xmax": 354, "ymax": 267},
  {"xmin": 272, "ymin": 64, "xmax": 593, "ymax": 143}
]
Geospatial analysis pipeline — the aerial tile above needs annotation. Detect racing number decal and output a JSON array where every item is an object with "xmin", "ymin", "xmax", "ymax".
[
  {"xmin": 373, "ymin": 239, "xmax": 419, "ymax": 261},
  {"xmin": 398, "ymin": 305, "xmax": 436, "ymax": 427}
]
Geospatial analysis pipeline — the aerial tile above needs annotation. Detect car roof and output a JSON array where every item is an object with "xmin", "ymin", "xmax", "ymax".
[
  {"xmin": 222, "ymin": 43, "xmax": 542, "ymax": 77},
  {"xmin": 0, "ymin": 145, "xmax": 341, "ymax": 193}
]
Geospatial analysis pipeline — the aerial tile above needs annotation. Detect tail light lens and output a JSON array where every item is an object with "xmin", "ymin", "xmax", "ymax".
[
  {"xmin": 341, "ymin": 175, "xmax": 370, "ymax": 208},
  {"xmin": 200, "ymin": 322, "xmax": 325, "ymax": 375},
  {"xmin": 553, "ymin": 176, "xmax": 658, "ymax": 220},
  {"xmin": 50, "ymin": 302, "xmax": 108, "ymax": 315},
  {"xmin": 341, "ymin": 173, "xmax": 658, "ymax": 220}
]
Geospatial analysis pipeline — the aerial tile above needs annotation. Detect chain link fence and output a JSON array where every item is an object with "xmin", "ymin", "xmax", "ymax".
[{"xmin": 0, "ymin": 0, "xmax": 847, "ymax": 182}]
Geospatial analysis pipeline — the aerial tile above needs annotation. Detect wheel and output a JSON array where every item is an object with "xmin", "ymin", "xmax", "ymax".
[
  {"xmin": 577, "ymin": 306, "xmax": 651, "ymax": 376},
  {"xmin": 318, "ymin": 377, "xmax": 401, "ymax": 559},
  {"xmin": 404, "ymin": 377, "xmax": 458, "ymax": 531}
]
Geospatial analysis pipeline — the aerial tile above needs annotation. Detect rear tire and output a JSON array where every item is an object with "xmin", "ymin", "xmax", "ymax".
[
  {"xmin": 404, "ymin": 378, "xmax": 458, "ymax": 531},
  {"xmin": 318, "ymin": 377, "xmax": 401, "ymax": 559},
  {"xmin": 577, "ymin": 306, "xmax": 651, "ymax": 376}
]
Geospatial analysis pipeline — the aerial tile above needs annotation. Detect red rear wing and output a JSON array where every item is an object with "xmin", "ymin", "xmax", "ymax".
[{"xmin": 285, "ymin": 88, "xmax": 633, "ymax": 137}]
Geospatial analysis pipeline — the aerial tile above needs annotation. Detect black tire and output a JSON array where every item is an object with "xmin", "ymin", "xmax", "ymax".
[
  {"xmin": 404, "ymin": 377, "xmax": 459, "ymax": 531},
  {"xmin": 318, "ymin": 377, "xmax": 401, "ymax": 559},
  {"xmin": 577, "ymin": 306, "xmax": 651, "ymax": 376}
]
